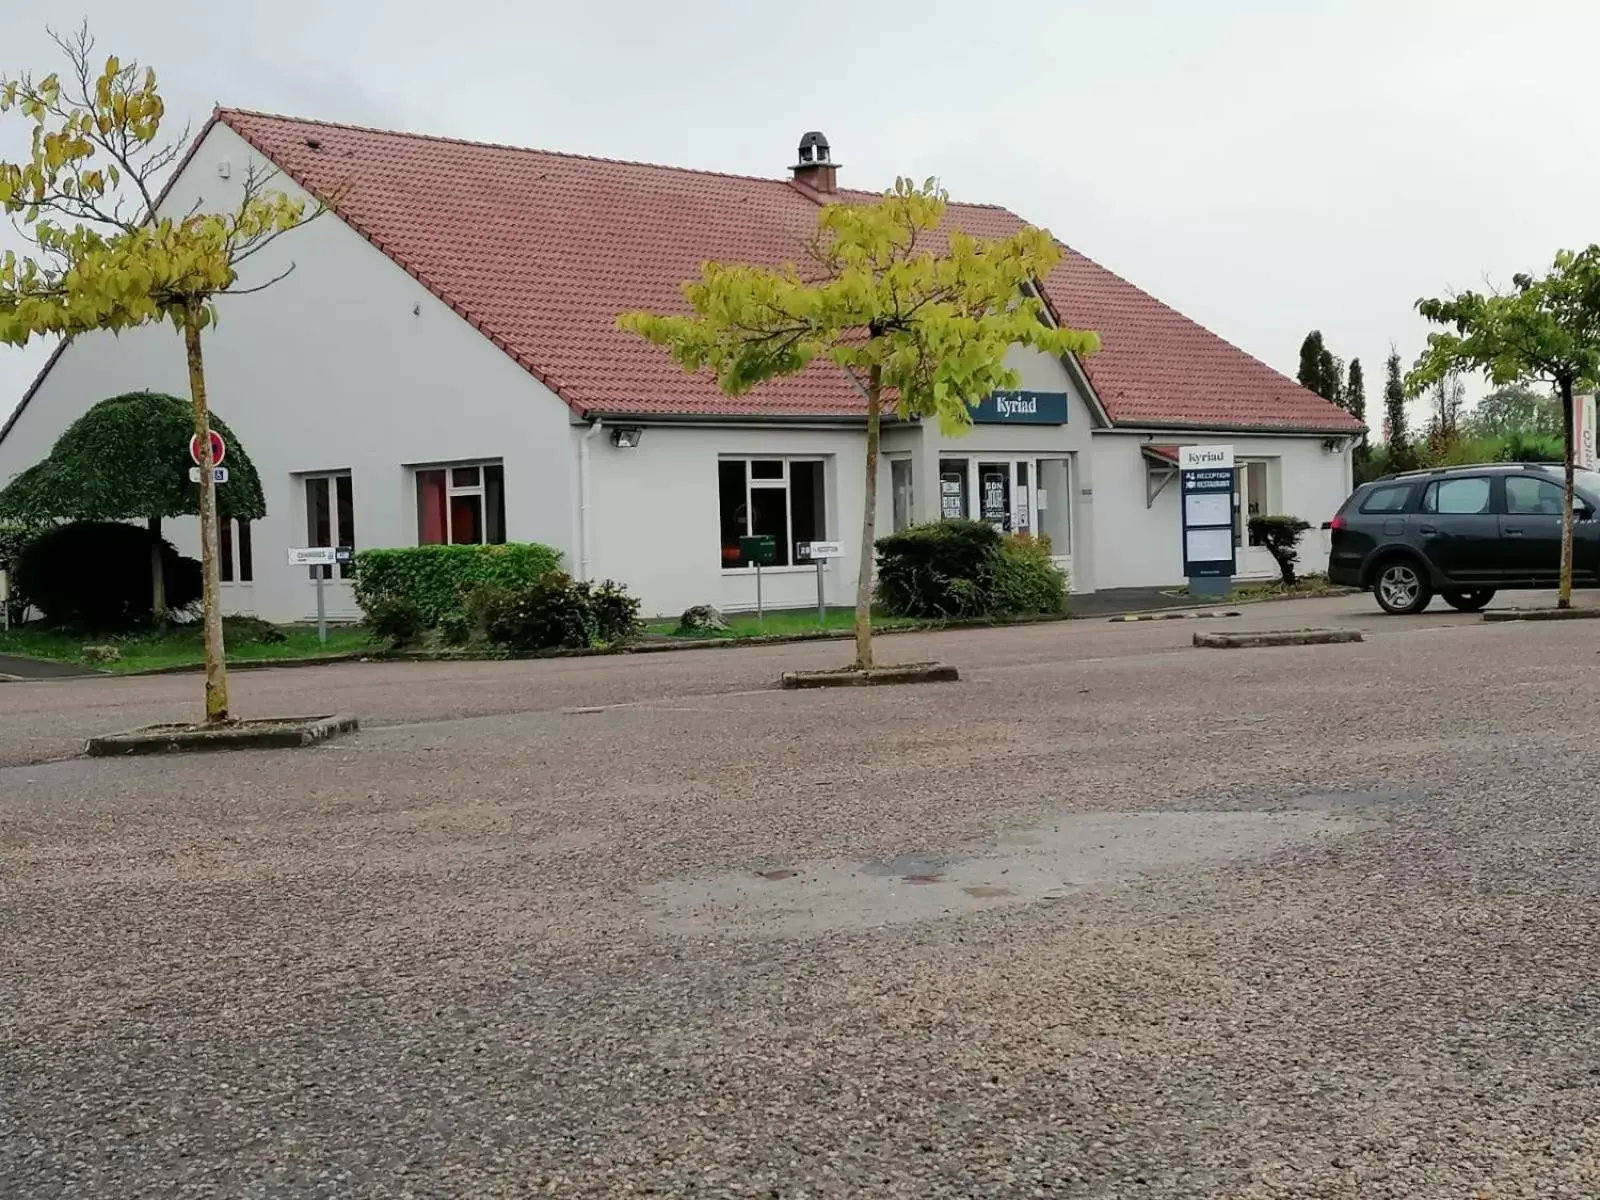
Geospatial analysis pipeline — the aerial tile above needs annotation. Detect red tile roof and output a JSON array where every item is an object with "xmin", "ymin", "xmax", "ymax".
[{"xmin": 218, "ymin": 110, "xmax": 1361, "ymax": 434}]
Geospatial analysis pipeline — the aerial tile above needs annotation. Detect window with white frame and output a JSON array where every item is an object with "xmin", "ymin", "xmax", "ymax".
[
  {"xmin": 217, "ymin": 518, "xmax": 254, "ymax": 584},
  {"xmin": 416, "ymin": 462, "xmax": 506, "ymax": 546},
  {"xmin": 303, "ymin": 472, "xmax": 355, "ymax": 580},
  {"xmin": 717, "ymin": 458, "xmax": 825, "ymax": 568}
]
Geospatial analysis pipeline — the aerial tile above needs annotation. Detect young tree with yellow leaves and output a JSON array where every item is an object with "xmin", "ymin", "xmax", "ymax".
[
  {"xmin": 0, "ymin": 26, "xmax": 328, "ymax": 722},
  {"xmin": 620, "ymin": 178, "xmax": 1098, "ymax": 671}
]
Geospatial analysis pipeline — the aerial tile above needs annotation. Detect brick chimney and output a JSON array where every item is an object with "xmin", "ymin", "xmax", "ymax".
[{"xmin": 791, "ymin": 131, "xmax": 838, "ymax": 194}]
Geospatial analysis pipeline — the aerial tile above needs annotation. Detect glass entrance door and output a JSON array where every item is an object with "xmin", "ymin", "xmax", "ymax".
[{"xmin": 1036, "ymin": 458, "xmax": 1071, "ymax": 559}]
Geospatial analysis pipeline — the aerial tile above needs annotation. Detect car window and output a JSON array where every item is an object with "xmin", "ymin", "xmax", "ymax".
[
  {"xmin": 1359, "ymin": 484, "xmax": 1412, "ymax": 514},
  {"xmin": 1420, "ymin": 477, "xmax": 1492, "ymax": 515},
  {"xmin": 1504, "ymin": 476, "xmax": 1565, "ymax": 516}
]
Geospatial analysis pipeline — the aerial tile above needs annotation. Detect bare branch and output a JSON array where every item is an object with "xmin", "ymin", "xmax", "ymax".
[{"xmin": 223, "ymin": 262, "xmax": 297, "ymax": 296}]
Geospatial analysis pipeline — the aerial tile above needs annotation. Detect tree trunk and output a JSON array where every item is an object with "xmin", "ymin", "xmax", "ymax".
[
  {"xmin": 147, "ymin": 516, "xmax": 166, "ymax": 624},
  {"xmin": 853, "ymin": 364, "xmax": 883, "ymax": 671},
  {"xmin": 183, "ymin": 301, "xmax": 230, "ymax": 723},
  {"xmin": 1559, "ymin": 376, "xmax": 1576, "ymax": 610}
]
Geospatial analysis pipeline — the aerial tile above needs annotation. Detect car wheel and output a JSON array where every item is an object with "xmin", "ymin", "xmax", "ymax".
[
  {"xmin": 1373, "ymin": 558, "xmax": 1433, "ymax": 614},
  {"xmin": 1443, "ymin": 588, "xmax": 1495, "ymax": 613}
]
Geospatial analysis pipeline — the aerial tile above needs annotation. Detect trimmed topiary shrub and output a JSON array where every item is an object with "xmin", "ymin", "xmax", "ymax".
[
  {"xmin": 1247, "ymin": 515, "xmax": 1313, "ymax": 587},
  {"xmin": 352, "ymin": 542, "xmax": 562, "ymax": 626},
  {"xmin": 15, "ymin": 521, "xmax": 201, "ymax": 631},
  {"xmin": 994, "ymin": 532, "xmax": 1069, "ymax": 615},
  {"xmin": 875, "ymin": 519, "xmax": 1004, "ymax": 618}
]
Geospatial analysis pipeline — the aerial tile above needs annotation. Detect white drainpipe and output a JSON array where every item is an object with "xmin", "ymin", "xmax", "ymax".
[{"xmin": 579, "ymin": 418, "xmax": 603, "ymax": 581}]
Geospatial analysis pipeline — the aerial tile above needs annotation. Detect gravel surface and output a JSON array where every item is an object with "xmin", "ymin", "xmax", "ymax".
[{"xmin": 3, "ymin": 593, "xmax": 1599, "ymax": 1197}]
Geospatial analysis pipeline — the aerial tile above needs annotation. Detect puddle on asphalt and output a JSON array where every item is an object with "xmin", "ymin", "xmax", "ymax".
[{"xmin": 645, "ymin": 810, "xmax": 1370, "ymax": 938}]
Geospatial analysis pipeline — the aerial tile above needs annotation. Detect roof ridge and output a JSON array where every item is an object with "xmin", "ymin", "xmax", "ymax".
[
  {"xmin": 220, "ymin": 108, "xmax": 824, "ymax": 191},
  {"xmin": 218, "ymin": 109, "xmax": 1024, "ymax": 213}
]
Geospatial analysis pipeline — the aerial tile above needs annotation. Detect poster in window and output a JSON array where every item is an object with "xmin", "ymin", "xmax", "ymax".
[
  {"xmin": 940, "ymin": 472, "xmax": 965, "ymax": 520},
  {"xmin": 981, "ymin": 471, "xmax": 1008, "ymax": 529}
]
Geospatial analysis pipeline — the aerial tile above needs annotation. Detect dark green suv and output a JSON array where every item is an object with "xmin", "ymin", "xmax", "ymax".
[{"xmin": 1328, "ymin": 463, "xmax": 1600, "ymax": 614}]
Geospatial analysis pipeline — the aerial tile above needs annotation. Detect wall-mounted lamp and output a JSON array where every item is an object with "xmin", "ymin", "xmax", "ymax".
[{"xmin": 611, "ymin": 426, "xmax": 644, "ymax": 449}]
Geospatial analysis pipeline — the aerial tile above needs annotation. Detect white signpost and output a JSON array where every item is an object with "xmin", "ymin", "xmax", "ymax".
[
  {"xmin": 287, "ymin": 546, "xmax": 348, "ymax": 644},
  {"xmin": 800, "ymin": 541, "xmax": 844, "ymax": 623}
]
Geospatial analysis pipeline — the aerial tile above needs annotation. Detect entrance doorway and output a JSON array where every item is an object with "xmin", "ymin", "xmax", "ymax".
[
  {"xmin": 937, "ymin": 456, "xmax": 1075, "ymax": 582},
  {"xmin": 1035, "ymin": 458, "xmax": 1072, "ymax": 573}
]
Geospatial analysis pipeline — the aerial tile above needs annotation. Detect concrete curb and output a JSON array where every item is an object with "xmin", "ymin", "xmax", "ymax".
[
  {"xmin": 1194, "ymin": 628, "xmax": 1364, "ymax": 649},
  {"xmin": 84, "ymin": 713, "xmax": 359, "ymax": 756},
  {"xmin": 128, "ymin": 652, "xmax": 371, "ymax": 676},
  {"xmin": 1482, "ymin": 607, "xmax": 1600, "ymax": 623},
  {"xmin": 1108, "ymin": 610, "xmax": 1243, "ymax": 623},
  {"xmin": 778, "ymin": 662, "xmax": 960, "ymax": 689}
]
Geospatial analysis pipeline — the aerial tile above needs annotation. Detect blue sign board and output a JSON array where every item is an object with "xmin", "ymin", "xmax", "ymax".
[
  {"xmin": 1179, "ymin": 449, "xmax": 1237, "ymax": 595},
  {"xmin": 967, "ymin": 390, "xmax": 1069, "ymax": 425}
]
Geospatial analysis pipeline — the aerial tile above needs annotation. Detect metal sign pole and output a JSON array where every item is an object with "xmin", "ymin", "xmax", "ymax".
[
  {"xmin": 755, "ymin": 561, "xmax": 764, "ymax": 626},
  {"xmin": 816, "ymin": 558, "xmax": 826, "ymax": 624},
  {"xmin": 315, "ymin": 570, "xmax": 327, "ymax": 646}
]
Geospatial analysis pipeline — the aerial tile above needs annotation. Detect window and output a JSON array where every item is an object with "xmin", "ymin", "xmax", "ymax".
[
  {"xmin": 938, "ymin": 459, "xmax": 968, "ymax": 520},
  {"xmin": 717, "ymin": 458, "xmax": 825, "ymax": 567},
  {"xmin": 417, "ymin": 462, "xmax": 506, "ymax": 545},
  {"xmin": 1360, "ymin": 484, "xmax": 1413, "ymax": 514},
  {"xmin": 1421, "ymin": 477, "xmax": 1492, "ymax": 515},
  {"xmin": 1505, "ymin": 476, "xmax": 1565, "ymax": 516},
  {"xmin": 304, "ymin": 472, "xmax": 355, "ymax": 579},
  {"xmin": 217, "ymin": 519, "xmax": 253, "ymax": 584},
  {"xmin": 891, "ymin": 459, "xmax": 913, "ymax": 532}
]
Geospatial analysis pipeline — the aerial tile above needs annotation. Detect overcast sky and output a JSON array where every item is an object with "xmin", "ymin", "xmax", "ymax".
[{"xmin": 2, "ymin": 0, "xmax": 1594, "ymax": 423}]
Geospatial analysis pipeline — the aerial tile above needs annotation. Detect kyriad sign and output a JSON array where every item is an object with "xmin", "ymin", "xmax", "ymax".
[
  {"xmin": 1177, "ymin": 444, "xmax": 1236, "ymax": 471},
  {"xmin": 967, "ymin": 390, "xmax": 1069, "ymax": 425}
]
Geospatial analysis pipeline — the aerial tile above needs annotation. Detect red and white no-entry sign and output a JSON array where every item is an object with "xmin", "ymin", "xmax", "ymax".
[{"xmin": 189, "ymin": 430, "xmax": 226, "ymax": 468}]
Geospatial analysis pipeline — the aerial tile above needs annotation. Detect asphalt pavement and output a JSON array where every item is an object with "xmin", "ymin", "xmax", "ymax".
[{"xmin": 3, "ymin": 592, "xmax": 1599, "ymax": 1198}]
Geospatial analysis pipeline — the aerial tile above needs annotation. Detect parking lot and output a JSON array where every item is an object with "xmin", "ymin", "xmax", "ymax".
[{"xmin": 4, "ymin": 593, "xmax": 1599, "ymax": 1198}]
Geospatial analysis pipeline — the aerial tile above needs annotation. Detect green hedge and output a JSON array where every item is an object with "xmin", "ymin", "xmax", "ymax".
[
  {"xmin": 353, "ymin": 543, "xmax": 562, "ymax": 626},
  {"xmin": 876, "ymin": 520, "xmax": 1067, "ymax": 619},
  {"xmin": 994, "ymin": 532, "xmax": 1069, "ymax": 615}
]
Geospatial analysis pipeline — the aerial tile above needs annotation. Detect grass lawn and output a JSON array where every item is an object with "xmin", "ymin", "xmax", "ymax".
[
  {"xmin": 643, "ymin": 607, "xmax": 924, "ymax": 639},
  {"xmin": 0, "ymin": 622, "xmax": 373, "ymax": 674}
]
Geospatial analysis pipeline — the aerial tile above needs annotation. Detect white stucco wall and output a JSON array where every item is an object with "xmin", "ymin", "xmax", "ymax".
[
  {"xmin": 584, "ymin": 424, "xmax": 874, "ymax": 617},
  {"xmin": 1090, "ymin": 432, "xmax": 1351, "ymax": 590},
  {"xmin": 0, "ymin": 124, "xmax": 575, "ymax": 622}
]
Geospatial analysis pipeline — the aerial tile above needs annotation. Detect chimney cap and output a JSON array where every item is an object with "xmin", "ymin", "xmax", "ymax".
[{"xmin": 792, "ymin": 130, "xmax": 837, "ymax": 170}]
